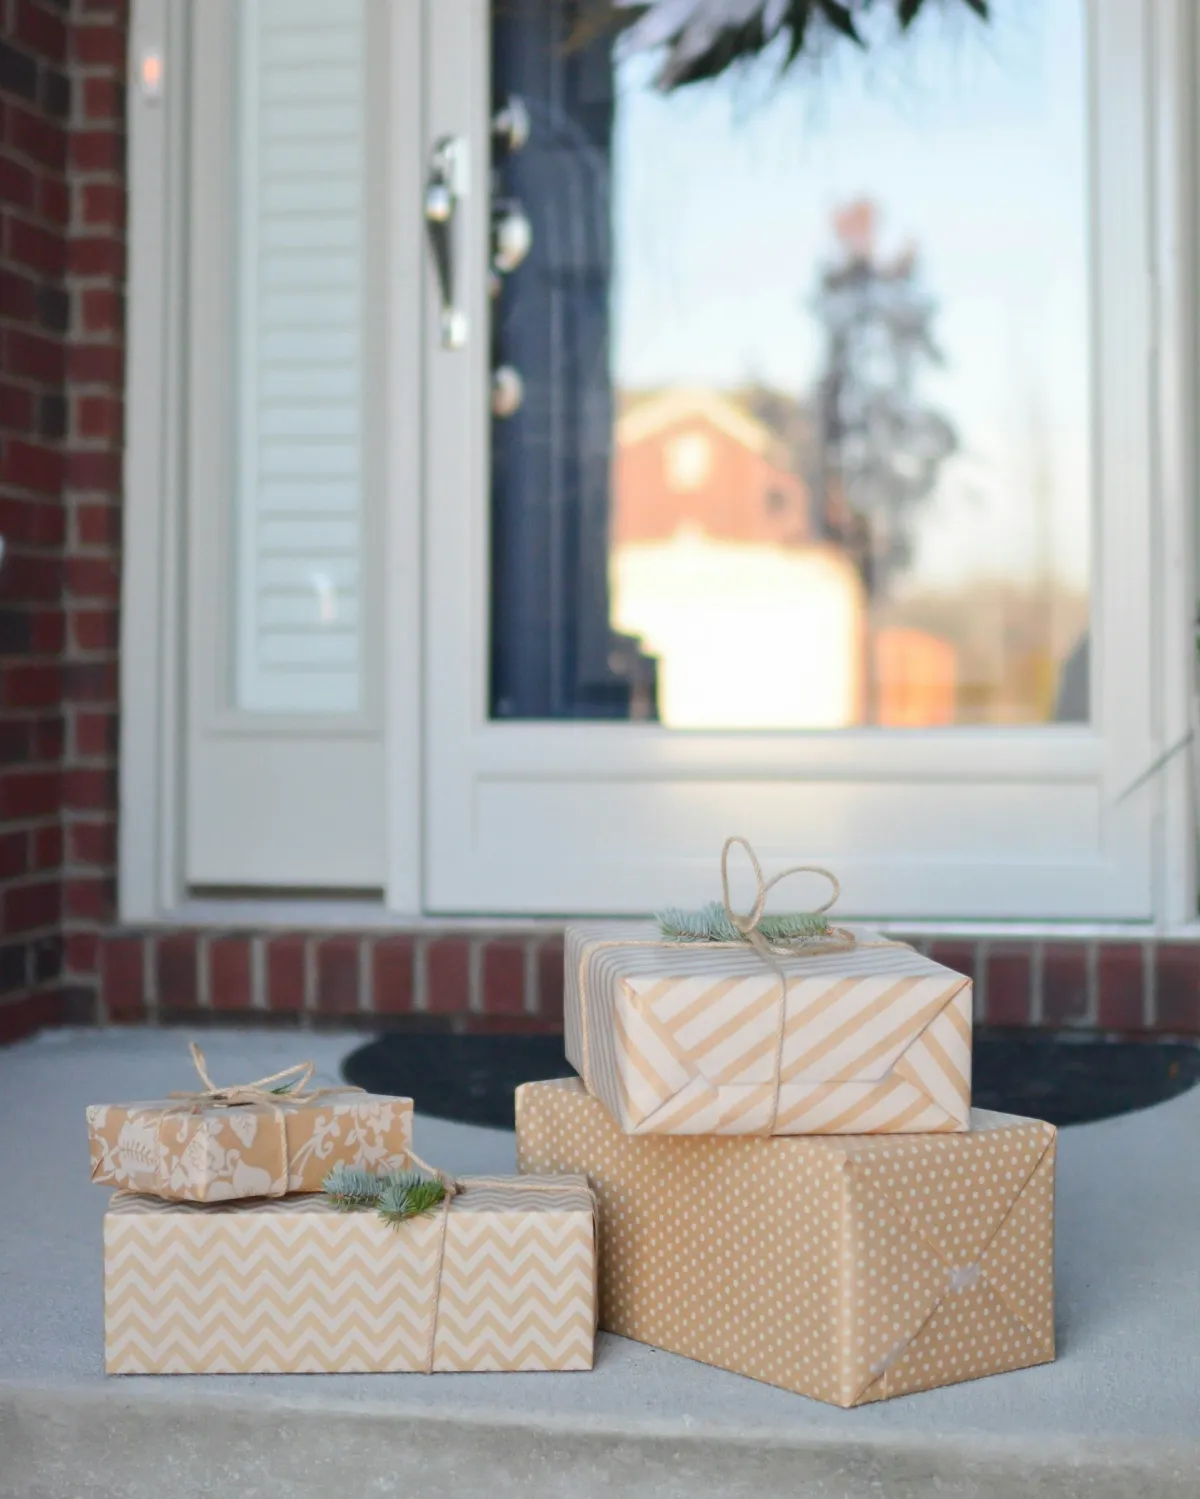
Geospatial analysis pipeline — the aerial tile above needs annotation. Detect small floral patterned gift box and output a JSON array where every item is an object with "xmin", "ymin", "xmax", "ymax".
[{"xmin": 87, "ymin": 1045, "xmax": 412, "ymax": 1203}]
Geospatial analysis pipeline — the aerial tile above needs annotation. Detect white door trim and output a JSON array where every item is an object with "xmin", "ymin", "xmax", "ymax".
[
  {"xmin": 120, "ymin": 0, "xmax": 186, "ymax": 922},
  {"xmin": 1150, "ymin": 0, "xmax": 1199, "ymax": 926},
  {"xmin": 382, "ymin": 0, "xmax": 426, "ymax": 914}
]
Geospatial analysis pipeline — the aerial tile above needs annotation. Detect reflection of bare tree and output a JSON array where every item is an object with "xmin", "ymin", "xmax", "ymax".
[{"xmin": 811, "ymin": 200, "xmax": 957, "ymax": 600}]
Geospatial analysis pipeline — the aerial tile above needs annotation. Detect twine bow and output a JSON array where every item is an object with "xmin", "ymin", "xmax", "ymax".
[
  {"xmin": 159, "ymin": 1042, "xmax": 362, "ymax": 1197},
  {"xmin": 171, "ymin": 1042, "xmax": 334, "ymax": 1108},
  {"xmin": 576, "ymin": 837, "xmax": 876, "ymax": 1136},
  {"xmin": 718, "ymin": 836, "xmax": 854, "ymax": 1133},
  {"xmin": 718, "ymin": 835, "xmax": 852, "ymax": 960}
]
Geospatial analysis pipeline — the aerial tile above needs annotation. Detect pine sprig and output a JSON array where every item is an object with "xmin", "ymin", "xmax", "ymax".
[
  {"xmin": 657, "ymin": 899, "xmax": 831, "ymax": 944},
  {"xmin": 322, "ymin": 1165, "xmax": 448, "ymax": 1228},
  {"xmin": 323, "ymin": 1164, "xmax": 384, "ymax": 1211},
  {"xmin": 376, "ymin": 1172, "xmax": 449, "ymax": 1230}
]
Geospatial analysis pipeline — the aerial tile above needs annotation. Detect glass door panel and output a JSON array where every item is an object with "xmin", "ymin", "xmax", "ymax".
[{"xmin": 490, "ymin": 1, "xmax": 1091, "ymax": 729}]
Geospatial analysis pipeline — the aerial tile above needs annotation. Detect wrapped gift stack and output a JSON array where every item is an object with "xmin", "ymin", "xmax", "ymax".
[
  {"xmin": 516, "ymin": 837, "xmax": 1058, "ymax": 1407},
  {"xmin": 89, "ymin": 1044, "xmax": 597, "ymax": 1376}
]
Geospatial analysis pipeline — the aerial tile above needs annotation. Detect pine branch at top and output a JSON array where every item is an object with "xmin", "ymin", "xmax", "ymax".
[
  {"xmin": 657, "ymin": 899, "xmax": 831, "ymax": 943},
  {"xmin": 566, "ymin": 1, "xmax": 990, "ymax": 90}
]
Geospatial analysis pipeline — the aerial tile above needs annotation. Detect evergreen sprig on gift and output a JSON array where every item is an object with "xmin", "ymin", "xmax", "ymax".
[
  {"xmin": 324, "ymin": 1164, "xmax": 385, "ymax": 1211},
  {"xmin": 377, "ymin": 1172, "xmax": 449, "ymax": 1229},
  {"xmin": 657, "ymin": 899, "xmax": 831, "ymax": 943},
  {"xmin": 323, "ymin": 1163, "xmax": 448, "ymax": 1229}
]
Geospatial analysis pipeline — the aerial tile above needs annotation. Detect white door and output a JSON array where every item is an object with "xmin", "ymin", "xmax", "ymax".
[
  {"xmin": 423, "ymin": 0, "xmax": 1176, "ymax": 919},
  {"xmin": 183, "ymin": 0, "xmax": 395, "ymax": 890}
]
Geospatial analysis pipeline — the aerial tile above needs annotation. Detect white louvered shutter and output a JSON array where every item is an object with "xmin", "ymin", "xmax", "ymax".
[
  {"xmin": 183, "ymin": 0, "xmax": 393, "ymax": 892},
  {"xmin": 234, "ymin": 0, "xmax": 367, "ymax": 714}
]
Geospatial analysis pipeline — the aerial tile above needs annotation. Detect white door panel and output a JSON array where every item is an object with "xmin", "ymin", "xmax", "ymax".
[
  {"xmin": 188, "ymin": 739, "xmax": 385, "ymax": 887},
  {"xmin": 184, "ymin": 0, "xmax": 387, "ymax": 889}
]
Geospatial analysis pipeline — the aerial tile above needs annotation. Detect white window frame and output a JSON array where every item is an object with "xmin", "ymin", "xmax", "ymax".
[{"xmin": 121, "ymin": 0, "xmax": 1197, "ymax": 929}]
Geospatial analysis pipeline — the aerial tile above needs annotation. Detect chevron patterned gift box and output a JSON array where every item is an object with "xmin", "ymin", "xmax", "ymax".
[
  {"xmin": 103, "ymin": 1175, "xmax": 597, "ymax": 1374},
  {"xmin": 517, "ymin": 1078, "xmax": 1056, "ymax": 1407},
  {"xmin": 566, "ymin": 923, "xmax": 972, "ymax": 1135}
]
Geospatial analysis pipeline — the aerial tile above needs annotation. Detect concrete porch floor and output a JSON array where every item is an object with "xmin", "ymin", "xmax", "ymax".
[{"xmin": 1, "ymin": 1028, "xmax": 1197, "ymax": 1499}]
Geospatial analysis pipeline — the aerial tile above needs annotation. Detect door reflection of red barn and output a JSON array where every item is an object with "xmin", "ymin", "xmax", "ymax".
[
  {"xmin": 613, "ymin": 389, "xmax": 811, "ymax": 547},
  {"xmin": 610, "ymin": 385, "xmax": 958, "ymax": 729}
]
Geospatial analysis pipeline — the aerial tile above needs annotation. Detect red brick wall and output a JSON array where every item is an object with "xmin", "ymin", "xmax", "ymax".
[
  {"xmin": 96, "ymin": 929, "xmax": 569, "ymax": 1034},
  {"xmin": 60, "ymin": 0, "xmax": 124, "ymax": 1026},
  {"xmin": 1, "ymin": 0, "xmax": 72, "ymax": 1043},
  {"xmin": 75, "ymin": 928, "xmax": 1198, "ymax": 1038},
  {"xmin": 1, "ymin": 0, "xmax": 124, "ymax": 1044}
]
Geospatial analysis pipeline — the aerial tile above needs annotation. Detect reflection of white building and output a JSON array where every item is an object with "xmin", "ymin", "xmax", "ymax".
[{"xmin": 611, "ymin": 530, "xmax": 865, "ymax": 729}]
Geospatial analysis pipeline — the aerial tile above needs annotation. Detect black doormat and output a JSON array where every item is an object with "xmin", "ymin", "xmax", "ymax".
[{"xmin": 342, "ymin": 1030, "xmax": 1200, "ymax": 1132}]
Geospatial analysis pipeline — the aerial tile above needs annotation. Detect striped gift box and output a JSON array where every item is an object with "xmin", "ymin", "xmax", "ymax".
[
  {"xmin": 566, "ymin": 923, "xmax": 972, "ymax": 1135},
  {"xmin": 103, "ymin": 1176, "xmax": 596, "ymax": 1374}
]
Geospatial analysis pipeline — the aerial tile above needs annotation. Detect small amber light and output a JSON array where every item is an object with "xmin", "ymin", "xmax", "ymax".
[{"xmin": 140, "ymin": 51, "xmax": 163, "ymax": 99}]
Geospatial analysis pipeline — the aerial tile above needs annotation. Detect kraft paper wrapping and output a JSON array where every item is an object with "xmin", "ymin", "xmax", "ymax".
[
  {"xmin": 104, "ymin": 1176, "xmax": 597, "ymax": 1374},
  {"xmin": 565, "ymin": 923, "xmax": 973, "ymax": 1135},
  {"xmin": 87, "ymin": 1092, "xmax": 413, "ymax": 1203},
  {"xmin": 516, "ymin": 1078, "xmax": 1055, "ymax": 1407}
]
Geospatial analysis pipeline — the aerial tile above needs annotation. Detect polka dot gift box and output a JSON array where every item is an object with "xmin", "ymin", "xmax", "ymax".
[{"xmin": 516, "ymin": 1078, "xmax": 1056, "ymax": 1407}]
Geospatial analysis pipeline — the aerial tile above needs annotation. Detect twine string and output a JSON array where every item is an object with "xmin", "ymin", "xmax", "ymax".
[
  {"xmin": 718, "ymin": 836, "xmax": 851, "ymax": 1135},
  {"xmin": 156, "ymin": 1042, "xmax": 363, "ymax": 1197},
  {"xmin": 402, "ymin": 1157, "xmax": 596, "ymax": 1373},
  {"xmin": 577, "ymin": 837, "xmax": 879, "ymax": 1134}
]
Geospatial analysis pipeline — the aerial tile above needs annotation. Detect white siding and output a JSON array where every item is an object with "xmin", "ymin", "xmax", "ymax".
[{"xmin": 234, "ymin": 0, "xmax": 366, "ymax": 714}]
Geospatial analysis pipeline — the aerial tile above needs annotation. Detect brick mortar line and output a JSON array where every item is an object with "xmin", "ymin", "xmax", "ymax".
[
  {"xmin": 250, "ymin": 934, "xmax": 266, "ymax": 1011},
  {"xmin": 467, "ymin": 935, "xmax": 483, "ymax": 1014},
  {"xmin": 359, "ymin": 935, "xmax": 373, "ymax": 1015},
  {"xmin": 1028, "ymin": 942, "xmax": 1044, "ymax": 1026},
  {"xmin": 142, "ymin": 929, "xmax": 157, "ymax": 1021},
  {"xmin": 971, "ymin": 940, "xmax": 987, "ymax": 1023},
  {"xmin": 413, "ymin": 935, "xmax": 428, "ymax": 1012},
  {"xmin": 302, "ymin": 937, "xmax": 316, "ymax": 1025},
  {"xmin": 196, "ymin": 933, "xmax": 211, "ymax": 1010},
  {"xmin": 523, "ymin": 935, "xmax": 539, "ymax": 1015},
  {"xmin": 1083, "ymin": 940, "xmax": 1099, "ymax": 1027}
]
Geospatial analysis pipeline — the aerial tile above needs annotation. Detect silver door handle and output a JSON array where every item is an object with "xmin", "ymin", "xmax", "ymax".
[{"xmin": 425, "ymin": 136, "xmax": 468, "ymax": 350}]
